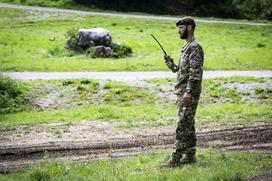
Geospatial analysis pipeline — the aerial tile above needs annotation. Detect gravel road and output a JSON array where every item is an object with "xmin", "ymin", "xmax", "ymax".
[{"xmin": 1, "ymin": 71, "xmax": 272, "ymax": 81}]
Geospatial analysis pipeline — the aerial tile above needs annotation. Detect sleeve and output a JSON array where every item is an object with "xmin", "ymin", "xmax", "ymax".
[{"xmin": 186, "ymin": 46, "xmax": 204, "ymax": 93}]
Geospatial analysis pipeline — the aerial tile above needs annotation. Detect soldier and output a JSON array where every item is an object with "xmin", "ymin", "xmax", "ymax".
[{"xmin": 164, "ymin": 17, "xmax": 204, "ymax": 167}]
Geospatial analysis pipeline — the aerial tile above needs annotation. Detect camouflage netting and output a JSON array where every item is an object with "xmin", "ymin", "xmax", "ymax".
[{"xmin": 65, "ymin": 28, "xmax": 132, "ymax": 58}]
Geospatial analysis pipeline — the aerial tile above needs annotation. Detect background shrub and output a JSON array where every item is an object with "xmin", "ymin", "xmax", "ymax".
[
  {"xmin": 0, "ymin": 75, "xmax": 28, "ymax": 114},
  {"xmin": 65, "ymin": 28, "xmax": 80, "ymax": 52},
  {"xmin": 110, "ymin": 43, "xmax": 132, "ymax": 58},
  {"xmin": 232, "ymin": 0, "xmax": 272, "ymax": 20}
]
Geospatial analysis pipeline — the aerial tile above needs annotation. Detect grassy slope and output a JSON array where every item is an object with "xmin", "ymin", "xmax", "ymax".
[
  {"xmin": 0, "ymin": 8, "xmax": 271, "ymax": 71},
  {"xmin": 0, "ymin": 149, "xmax": 271, "ymax": 181}
]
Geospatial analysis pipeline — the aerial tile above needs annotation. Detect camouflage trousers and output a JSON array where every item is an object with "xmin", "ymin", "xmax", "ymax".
[{"xmin": 171, "ymin": 94, "xmax": 199, "ymax": 159}]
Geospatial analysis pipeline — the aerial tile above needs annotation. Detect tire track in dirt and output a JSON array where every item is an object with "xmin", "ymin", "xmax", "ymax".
[{"xmin": 0, "ymin": 124, "xmax": 271, "ymax": 173}]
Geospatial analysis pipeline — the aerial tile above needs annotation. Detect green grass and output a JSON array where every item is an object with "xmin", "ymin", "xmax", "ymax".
[
  {"xmin": 0, "ymin": 77, "xmax": 271, "ymax": 127},
  {"xmin": 0, "ymin": 104, "xmax": 175, "ymax": 127},
  {"xmin": 0, "ymin": 8, "xmax": 272, "ymax": 71},
  {"xmin": 197, "ymin": 103, "xmax": 272, "ymax": 126},
  {"xmin": 0, "ymin": 149, "xmax": 271, "ymax": 181},
  {"xmin": 1, "ymin": 102, "xmax": 271, "ymax": 128},
  {"xmin": 20, "ymin": 78, "xmax": 155, "ymax": 109},
  {"xmin": 103, "ymin": 80, "xmax": 155, "ymax": 106}
]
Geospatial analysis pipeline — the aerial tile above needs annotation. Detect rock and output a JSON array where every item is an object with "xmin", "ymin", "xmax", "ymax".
[
  {"xmin": 65, "ymin": 27, "xmax": 132, "ymax": 58},
  {"xmin": 77, "ymin": 28, "xmax": 112, "ymax": 49},
  {"xmin": 95, "ymin": 45, "xmax": 113, "ymax": 55}
]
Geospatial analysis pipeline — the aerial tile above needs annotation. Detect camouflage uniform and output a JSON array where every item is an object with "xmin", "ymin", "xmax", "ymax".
[{"xmin": 172, "ymin": 37, "xmax": 204, "ymax": 162}]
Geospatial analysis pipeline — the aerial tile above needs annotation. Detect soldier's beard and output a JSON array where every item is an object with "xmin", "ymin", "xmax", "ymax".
[{"xmin": 181, "ymin": 26, "xmax": 188, "ymax": 39}]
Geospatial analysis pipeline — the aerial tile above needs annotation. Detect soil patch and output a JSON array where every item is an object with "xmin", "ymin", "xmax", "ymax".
[{"xmin": 0, "ymin": 123, "xmax": 271, "ymax": 173}]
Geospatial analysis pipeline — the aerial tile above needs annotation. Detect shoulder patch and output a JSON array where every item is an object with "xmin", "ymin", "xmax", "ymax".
[{"xmin": 190, "ymin": 58, "xmax": 200, "ymax": 68}]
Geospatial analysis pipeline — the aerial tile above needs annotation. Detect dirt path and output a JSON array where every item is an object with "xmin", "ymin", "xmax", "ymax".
[
  {"xmin": 1, "ymin": 2, "xmax": 271, "ymax": 26},
  {"xmin": 0, "ymin": 123, "xmax": 271, "ymax": 173},
  {"xmin": 245, "ymin": 170, "xmax": 272, "ymax": 181},
  {"xmin": 2, "ymin": 71, "xmax": 272, "ymax": 81}
]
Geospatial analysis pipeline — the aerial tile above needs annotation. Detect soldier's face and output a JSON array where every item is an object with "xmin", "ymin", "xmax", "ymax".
[{"xmin": 178, "ymin": 25, "xmax": 188, "ymax": 39}]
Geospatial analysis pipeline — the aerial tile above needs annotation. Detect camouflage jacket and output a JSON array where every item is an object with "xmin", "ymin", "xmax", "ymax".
[{"xmin": 175, "ymin": 37, "xmax": 204, "ymax": 96}]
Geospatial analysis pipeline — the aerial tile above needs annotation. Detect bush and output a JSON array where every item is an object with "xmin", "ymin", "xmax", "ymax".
[
  {"xmin": 86, "ymin": 46, "xmax": 112, "ymax": 58},
  {"xmin": 232, "ymin": 0, "xmax": 272, "ymax": 20},
  {"xmin": 86, "ymin": 43, "xmax": 132, "ymax": 58},
  {"xmin": 65, "ymin": 28, "xmax": 80, "ymax": 52},
  {"xmin": 0, "ymin": 75, "xmax": 28, "ymax": 114},
  {"xmin": 110, "ymin": 43, "xmax": 132, "ymax": 58},
  {"xmin": 73, "ymin": 0, "xmax": 171, "ymax": 14}
]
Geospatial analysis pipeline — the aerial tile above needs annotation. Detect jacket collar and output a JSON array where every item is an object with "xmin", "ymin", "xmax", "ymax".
[{"xmin": 182, "ymin": 37, "xmax": 195, "ymax": 52}]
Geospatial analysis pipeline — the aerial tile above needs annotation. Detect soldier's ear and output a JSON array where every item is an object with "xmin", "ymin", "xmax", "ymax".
[{"xmin": 188, "ymin": 25, "xmax": 192, "ymax": 31}]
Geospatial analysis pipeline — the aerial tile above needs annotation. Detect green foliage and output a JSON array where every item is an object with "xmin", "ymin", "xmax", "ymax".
[
  {"xmin": 0, "ymin": 75, "xmax": 27, "ymax": 114},
  {"xmin": 73, "ymin": 0, "xmax": 272, "ymax": 20},
  {"xmin": 109, "ymin": 43, "xmax": 132, "ymax": 58},
  {"xmin": 74, "ymin": 0, "xmax": 170, "ymax": 14},
  {"xmin": 65, "ymin": 28, "xmax": 80, "ymax": 52},
  {"xmin": 86, "ymin": 46, "xmax": 109, "ymax": 58},
  {"xmin": 85, "ymin": 42, "xmax": 133, "ymax": 58},
  {"xmin": 254, "ymin": 87, "xmax": 271, "ymax": 99},
  {"xmin": 232, "ymin": 0, "xmax": 272, "ymax": 20},
  {"xmin": 61, "ymin": 79, "xmax": 100, "ymax": 94}
]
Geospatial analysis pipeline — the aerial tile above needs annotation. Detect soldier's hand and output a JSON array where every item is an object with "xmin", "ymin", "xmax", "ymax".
[
  {"xmin": 164, "ymin": 55, "xmax": 173, "ymax": 68},
  {"xmin": 165, "ymin": 61, "xmax": 173, "ymax": 69},
  {"xmin": 182, "ymin": 92, "xmax": 191, "ymax": 105},
  {"xmin": 164, "ymin": 55, "xmax": 172, "ymax": 62}
]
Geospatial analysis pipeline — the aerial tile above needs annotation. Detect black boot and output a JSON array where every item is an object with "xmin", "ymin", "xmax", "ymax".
[
  {"xmin": 165, "ymin": 155, "xmax": 181, "ymax": 167},
  {"xmin": 163, "ymin": 151, "xmax": 183, "ymax": 168},
  {"xmin": 180, "ymin": 149, "xmax": 196, "ymax": 164}
]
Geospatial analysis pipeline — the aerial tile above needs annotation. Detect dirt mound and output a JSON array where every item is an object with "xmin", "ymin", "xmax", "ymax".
[{"xmin": 0, "ymin": 124, "xmax": 271, "ymax": 173}]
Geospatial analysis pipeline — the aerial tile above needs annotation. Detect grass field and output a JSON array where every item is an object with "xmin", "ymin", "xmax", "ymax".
[
  {"xmin": 0, "ymin": 149, "xmax": 271, "ymax": 181},
  {"xmin": 0, "ymin": 77, "xmax": 271, "ymax": 128},
  {"xmin": 0, "ymin": 7, "xmax": 272, "ymax": 71},
  {"xmin": 1, "ymin": 103, "xmax": 271, "ymax": 128}
]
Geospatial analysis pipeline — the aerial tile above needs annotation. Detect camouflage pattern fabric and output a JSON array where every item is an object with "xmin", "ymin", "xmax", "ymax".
[
  {"xmin": 172, "ymin": 37, "xmax": 204, "ymax": 159},
  {"xmin": 172, "ymin": 95, "xmax": 199, "ymax": 159},
  {"xmin": 175, "ymin": 37, "xmax": 204, "ymax": 95}
]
